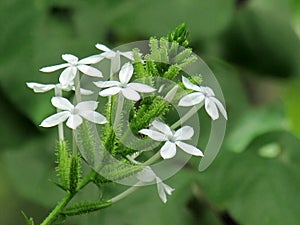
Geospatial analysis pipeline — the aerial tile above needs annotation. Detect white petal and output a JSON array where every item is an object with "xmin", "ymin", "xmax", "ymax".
[
  {"xmin": 26, "ymin": 82, "xmax": 55, "ymax": 93},
  {"xmin": 156, "ymin": 177, "xmax": 174, "ymax": 195},
  {"xmin": 94, "ymin": 80, "xmax": 120, "ymax": 88},
  {"xmin": 176, "ymin": 141, "xmax": 203, "ymax": 157},
  {"xmin": 79, "ymin": 111, "xmax": 107, "ymax": 124},
  {"xmin": 127, "ymin": 83, "xmax": 156, "ymax": 93},
  {"xmin": 178, "ymin": 92, "xmax": 205, "ymax": 107},
  {"xmin": 139, "ymin": 129, "xmax": 168, "ymax": 141},
  {"xmin": 121, "ymin": 88, "xmax": 140, "ymax": 101},
  {"xmin": 151, "ymin": 120, "xmax": 173, "ymax": 136},
  {"xmin": 160, "ymin": 141, "xmax": 177, "ymax": 159},
  {"xmin": 40, "ymin": 111, "xmax": 70, "ymax": 127},
  {"xmin": 101, "ymin": 51, "xmax": 116, "ymax": 59},
  {"xmin": 120, "ymin": 51, "xmax": 134, "ymax": 60},
  {"xmin": 157, "ymin": 181, "xmax": 167, "ymax": 203},
  {"xmin": 119, "ymin": 62, "xmax": 133, "ymax": 84},
  {"xmin": 164, "ymin": 85, "xmax": 178, "ymax": 102},
  {"xmin": 110, "ymin": 53, "xmax": 121, "ymax": 75},
  {"xmin": 95, "ymin": 43, "xmax": 112, "ymax": 52},
  {"xmin": 210, "ymin": 97, "xmax": 228, "ymax": 120},
  {"xmin": 174, "ymin": 126, "xmax": 194, "ymax": 141},
  {"xmin": 200, "ymin": 86, "xmax": 215, "ymax": 96},
  {"xmin": 205, "ymin": 98, "xmax": 219, "ymax": 120},
  {"xmin": 182, "ymin": 76, "xmax": 202, "ymax": 92},
  {"xmin": 78, "ymin": 54, "xmax": 104, "ymax": 64},
  {"xmin": 40, "ymin": 63, "xmax": 69, "ymax": 73},
  {"xmin": 62, "ymin": 54, "xmax": 78, "ymax": 64},
  {"xmin": 51, "ymin": 97, "xmax": 74, "ymax": 111},
  {"xmin": 76, "ymin": 101, "xmax": 98, "ymax": 111},
  {"xmin": 59, "ymin": 66, "xmax": 77, "ymax": 85},
  {"xmin": 59, "ymin": 83, "xmax": 73, "ymax": 91},
  {"xmin": 80, "ymin": 88, "xmax": 94, "ymax": 95},
  {"xmin": 66, "ymin": 114, "xmax": 83, "ymax": 129},
  {"xmin": 77, "ymin": 65, "xmax": 102, "ymax": 77},
  {"xmin": 162, "ymin": 182, "xmax": 175, "ymax": 195},
  {"xmin": 99, "ymin": 87, "xmax": 121, "ymax": 96},
  {"xmin": 137, "ymin": 166, "xmax": 156, "ymax": 182}
]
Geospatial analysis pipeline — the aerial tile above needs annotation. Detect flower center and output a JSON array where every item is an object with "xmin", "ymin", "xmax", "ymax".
[{"xmin": 71, "ymin": 108, "xmax": 79, "ymax": 114}]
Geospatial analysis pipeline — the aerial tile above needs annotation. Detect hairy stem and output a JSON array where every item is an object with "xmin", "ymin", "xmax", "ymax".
[
  {"xmin": 40, "ymin": 170, "xmax": 97, "ymax": 225},
  {"xmin": 40, "ymin": 192, "xmax": 72, "ymax": 225}
]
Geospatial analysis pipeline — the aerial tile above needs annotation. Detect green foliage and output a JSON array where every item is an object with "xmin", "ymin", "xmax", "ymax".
[
  {"xmin": 284, "ymin": 78, "xmax": 300, "ymax": 138},
  {"xmin": 226, "ymin": 106, "xmax": 288, "ymax": 153},
  {"xmin": 168, "ymin": 23, "xmax": 189, "ymax": 47},
  {"xmin": 2, "ymin": 0, "xmax": 300, "ymax": 224},
  {"xmin": 62, "ymin": 201, "xmax": 112, "ymax": 216},
  {"xmin": 130, "ymin": 97, "xmax": 170, "ymax": 133},
  {"xmin": 199, "ymin": 131, "xmax": 300, "ymax": 225},
  {"xmin": 22, "ymin": 211, "xmax": 35, "ymax": 225},
  {"xmin": 69, "ymin": 155, "xmax": 81, "ymax": 194},
  {"xmin": 56, "ymin": 141, "xmax": 81, "ymax": 193},
  {"xmin": 56, "ymin": 141, "xmax": 71, "ymax": 189}
]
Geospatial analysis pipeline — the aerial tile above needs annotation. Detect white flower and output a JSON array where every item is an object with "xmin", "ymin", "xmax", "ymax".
[
  {"xmin": 139, "ymin": 120, "xmax": 203, "ymax": 159},
  {"xmin": 26, "ymin": 82, "xmax": 93, "ymax": 95},
  {"xmin": 40, "ymin": 54, "xmax": 103, "ymax": 85},
  {"xmin": 179, "ymin": 76, "xmax": 228, "ymax": 120},
  {"xmin": 40, "ymin": 97, "xmax": 107, "ymax": 129},
  {"xmin": 95, "ymin": 43, "xmax": 134, "ymax": 75},
  {"xmin": 137, "ymin": 166, "xmax": 174, "ymax": 203},
  {"xmin": 94, "ymin": 62, "xmax": 156, "ymax": 101}
]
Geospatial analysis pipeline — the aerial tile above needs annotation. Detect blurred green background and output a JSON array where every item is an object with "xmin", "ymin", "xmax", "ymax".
[{"xmin": 1, "ymin": 0, "xmax": 300, "ymax": 224}]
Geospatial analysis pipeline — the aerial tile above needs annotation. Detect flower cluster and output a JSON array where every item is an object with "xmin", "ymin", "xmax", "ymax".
[{"xmin": 27, "ymin": 42, "xmax": 227, "ymax": 204}]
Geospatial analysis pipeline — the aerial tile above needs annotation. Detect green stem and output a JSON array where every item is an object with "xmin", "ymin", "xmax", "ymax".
[
  {"xmin": 40, "ymin": 169, "xmax": 98, "ymax": 225},
  {"xmin": 171, "ymin": 103, "xmax": 202, "ymax": 130},
  {"xmin": 72, "ymin": 72, "xmax": 82, "ymax": 155},
  {"xmin": 113, "ymin": 94, "xmax": 124, "ymax": 129},
  {"xmin": 40, "ymin": 192, "xmax": 72, "ymax": 225},
  {"xmin": 74, "ymin": 72, "xmax": 81, "ymax": 103},
  {"xmin": 110, "ymin": 182, "xmax": 142, "ymax": 203}
]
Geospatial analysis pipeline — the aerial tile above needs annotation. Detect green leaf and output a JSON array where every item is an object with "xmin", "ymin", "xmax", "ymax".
[
  {"xmin": 223, "ymin": 1, "xmax": 300, "ymax": 77},
  {"xmin": 200, "ymin": 131, "xmax": 300, "ymax": 225},
  {"xmin": 284, "ymin": 78, "xmax": 300, "ymax": 138},
  {"xmin": 62, "ymin": 201, "xmax": 112, "ymax": 216},
  {"xmin": 226, "ymin": 105, "xmax": 288, "ymax": 153},
  {"xmin": 71, "ymin": 169, "xmax": 223, "ymax": 225},
  {"xmin": 3, "ymin": 134, "xmax": 63, "ymax": 207},
  {"xmin": 112, "ymin": 0, "xmax": 234, "ymax": 41}
]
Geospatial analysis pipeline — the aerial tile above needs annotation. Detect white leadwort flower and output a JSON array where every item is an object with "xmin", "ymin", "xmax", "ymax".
[
  {"xmin": 179, "ymin": 76, "xmax": 227, "ymax": 120},
  {"xmin": 40, "ymin": 97, "xmax": 107, "ymax": 129},
  {"xmin": 94, "ymin": 62, "xmax": 156, "ymax": 101},
  {"xmin": 139, "ymin": 120, "xmax": 203, "ymax": 159},
  {"xmin": 137, "ymin": 166, "xmax": 174, "ymax": 203},
  {"xmin": 40, "ymin": 54, "xmax": 103, "ymax": 85},
  {"xmin": 26, "ymin": 82, "xmax": 93, "ymax": 95},
  {"xmin": 95, "ymin": 43, "xmax": 134, "ymax": 75}
]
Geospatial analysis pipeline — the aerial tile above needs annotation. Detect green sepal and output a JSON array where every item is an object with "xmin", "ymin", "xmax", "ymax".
[
  {"xmin": 56, "ymin": 141, "xmax": 71, "ymax": 190},
  {"xmin": 61, "ymin": 201, "xmax": 112, "ymax": 216},
  {"xmin": 163, "ymin": 64, "xmax": 181, "ymax": 80},
  {"xmin": 21, "ymin": 211, "xmax": 34, "ymax": 225},
  {"xmin": 100, "ymin": 162, "xmax": 142, "ymax": 182},
  {"xmin": 49, "ymin": 179, "xmax": 68, "ymax": 191},
  {"xmin": 130, "ymin": 96, "xmax": 170, "ymax": 133},
  {"xmin": 69, "ymin": 155, "xmax": 81, "ymax": 193}
]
